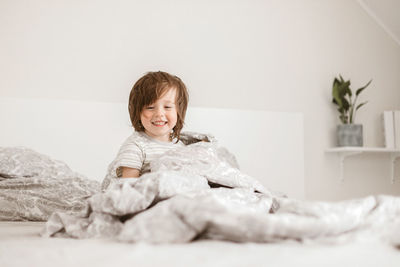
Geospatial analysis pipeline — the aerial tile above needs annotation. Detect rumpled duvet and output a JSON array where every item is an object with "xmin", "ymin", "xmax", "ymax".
[
  {"xmin": 0, "ymin": 147, "xmax": 100, "ymax": 221},
  {"xmin": 40, "ymin": 142, "xmax": 400, "ymax": 246},
  {"xmin": 2, "ymin": 142, "xmax": 400, "ymax": 246}
]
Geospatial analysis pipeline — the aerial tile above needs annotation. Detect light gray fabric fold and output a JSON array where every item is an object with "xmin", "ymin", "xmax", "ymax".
[
  {"xmin": 2, "ymin": 143, "xmax": 400, "ymax": 246},
  {"xmin": 0, "ymin": 146, "xmax": 100, "ymax": 221},
  {"xmin": 0, "ymin": 176, "xmax": 99, "ymax": 221},
  {"xmin": 40, "ymin": 142, "xmax": 400, "ymax": 247}
]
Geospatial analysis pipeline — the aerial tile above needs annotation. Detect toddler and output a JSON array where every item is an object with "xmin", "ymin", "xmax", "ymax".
[{"xmin": 101, "ymin": 71, "xmax": 189, "ymax": 190}]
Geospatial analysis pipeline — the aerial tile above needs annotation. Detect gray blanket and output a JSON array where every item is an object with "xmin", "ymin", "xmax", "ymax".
[
  {"xmin": 0, "ymin": 147, "xmax": 100, "ymax": 221},
  {"xmin": 40, "ymin": 142, "xmax": 400, "ymax": 246},
  {"xmin": 2, "ymin": 145, "xmax": 400, "ymax": 246}
]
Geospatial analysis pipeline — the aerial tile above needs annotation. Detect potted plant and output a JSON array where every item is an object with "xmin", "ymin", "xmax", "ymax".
[{"xmin": 332, "ymin": 75, "xmax": 371, "ymax": 146}]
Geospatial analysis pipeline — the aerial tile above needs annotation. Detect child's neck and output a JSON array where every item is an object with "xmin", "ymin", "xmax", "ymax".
[{"xmin": 142, "ymin": 131, "xmax": 172, "ymax": 143}]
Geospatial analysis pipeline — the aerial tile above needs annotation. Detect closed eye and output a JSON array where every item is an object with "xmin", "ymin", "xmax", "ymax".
[{"xmin": 145, "ymin": 106, "xmax": 154, "ymax": 110}]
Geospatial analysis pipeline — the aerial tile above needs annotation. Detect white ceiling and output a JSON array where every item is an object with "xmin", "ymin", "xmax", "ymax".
[{"xmin": 358, "ymin": 0, "xmax": 400, "ymax": 46}]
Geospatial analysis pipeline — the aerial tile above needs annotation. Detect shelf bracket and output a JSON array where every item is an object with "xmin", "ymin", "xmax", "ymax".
[
  {"xmin": 337, "ymin": 151, "xmax": 362, "ymax": 182},
  {"xmin": 327, "ymin": 148, "xmax": 400, "ymax": 184},
  {"xmin": 390, "ymin": 153, "xmax": 400, "ymax": 184}
]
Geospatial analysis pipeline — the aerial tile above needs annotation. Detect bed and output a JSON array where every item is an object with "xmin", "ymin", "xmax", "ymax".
[
  {"xmin": 1, "ymin": 97, "xmax": 400, "ymax": 267},
  {"xmin": 0, "ymin": 97, "xmax": 304, "ymax": 198}
]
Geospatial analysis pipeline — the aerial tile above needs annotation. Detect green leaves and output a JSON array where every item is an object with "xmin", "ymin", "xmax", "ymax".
[
  {"xmin": 332, "ymin": 80, "xmax": 342, "ymax": 106},
  {"xmin": 355, "ymin": 80, "xmax": 372, "ymax": 96},
  {"xmin": 355, "ymin": 101, "xmax": 368, "ymax": 111},
  {"xmin": 331, "ymin": 75, "xmax": 371, "ymax": 124}
]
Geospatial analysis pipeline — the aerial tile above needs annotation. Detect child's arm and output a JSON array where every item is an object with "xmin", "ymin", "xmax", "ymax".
[{"xmin": 121, "ymin": 167, "xmax": 140, "ymax": 178}]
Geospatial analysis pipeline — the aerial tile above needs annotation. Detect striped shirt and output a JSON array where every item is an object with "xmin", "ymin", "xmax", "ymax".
[{"xmin": 101, "ymin": 131, "xmax": 184, "ymax": 190}]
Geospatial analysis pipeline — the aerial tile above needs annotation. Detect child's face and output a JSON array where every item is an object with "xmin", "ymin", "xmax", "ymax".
[{"xmin": 140, "ymin": 88, "xmax": 178, "ymax": 142}]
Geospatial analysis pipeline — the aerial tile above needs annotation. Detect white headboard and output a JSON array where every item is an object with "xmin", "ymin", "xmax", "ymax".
[{"xmin": 0, "ymin": 97, "xmax": 304, "ymax": 199}]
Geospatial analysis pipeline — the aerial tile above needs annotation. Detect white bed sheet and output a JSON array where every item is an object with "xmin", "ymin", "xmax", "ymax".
[{"xmin": 1, "ymin": 222, "xmax": 399, "ymax": 267}]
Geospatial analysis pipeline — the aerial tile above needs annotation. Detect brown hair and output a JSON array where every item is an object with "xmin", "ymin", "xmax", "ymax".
[{"xmin": 128, "ymin": 71, "xmax": 189, "ymax": 141}]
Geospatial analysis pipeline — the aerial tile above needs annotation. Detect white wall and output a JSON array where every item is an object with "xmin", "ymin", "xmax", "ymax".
[{"xmin": 1, "ymin": 0, "xmax": 399, "ymax": 200}]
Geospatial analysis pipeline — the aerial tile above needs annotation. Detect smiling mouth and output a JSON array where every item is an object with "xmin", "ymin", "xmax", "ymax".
[{"xmin": 152, "ymin": 121, "xmax": 167, "ymax": 127}]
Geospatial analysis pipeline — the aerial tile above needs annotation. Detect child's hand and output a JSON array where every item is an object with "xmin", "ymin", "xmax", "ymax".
[{"xmin": 121, "ymin": 167, "xmax": 140, "ymax": 178}]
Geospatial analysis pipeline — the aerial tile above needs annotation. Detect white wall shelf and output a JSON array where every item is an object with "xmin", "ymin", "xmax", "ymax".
[{"xmin": 326, "ymin": 147, "xmax": 400, "ymax": 183}]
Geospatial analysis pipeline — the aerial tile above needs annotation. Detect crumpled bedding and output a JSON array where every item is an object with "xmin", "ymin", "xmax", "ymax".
[
  {"xmin": 0, "ymin": 147, "xmax": 100, "ymax": 221},
  {"xmin": 40, "ymin": 142, "xmax": 400, "ymax": 246},
  {"xmin": 2, "ymin": 142, "xmax": 400, "ymax": 246}
]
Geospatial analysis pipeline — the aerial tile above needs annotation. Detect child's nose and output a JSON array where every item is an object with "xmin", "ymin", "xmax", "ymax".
[{"xmin": 154, "ymin": 107, "xmax": 165, "ymax": 116}]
